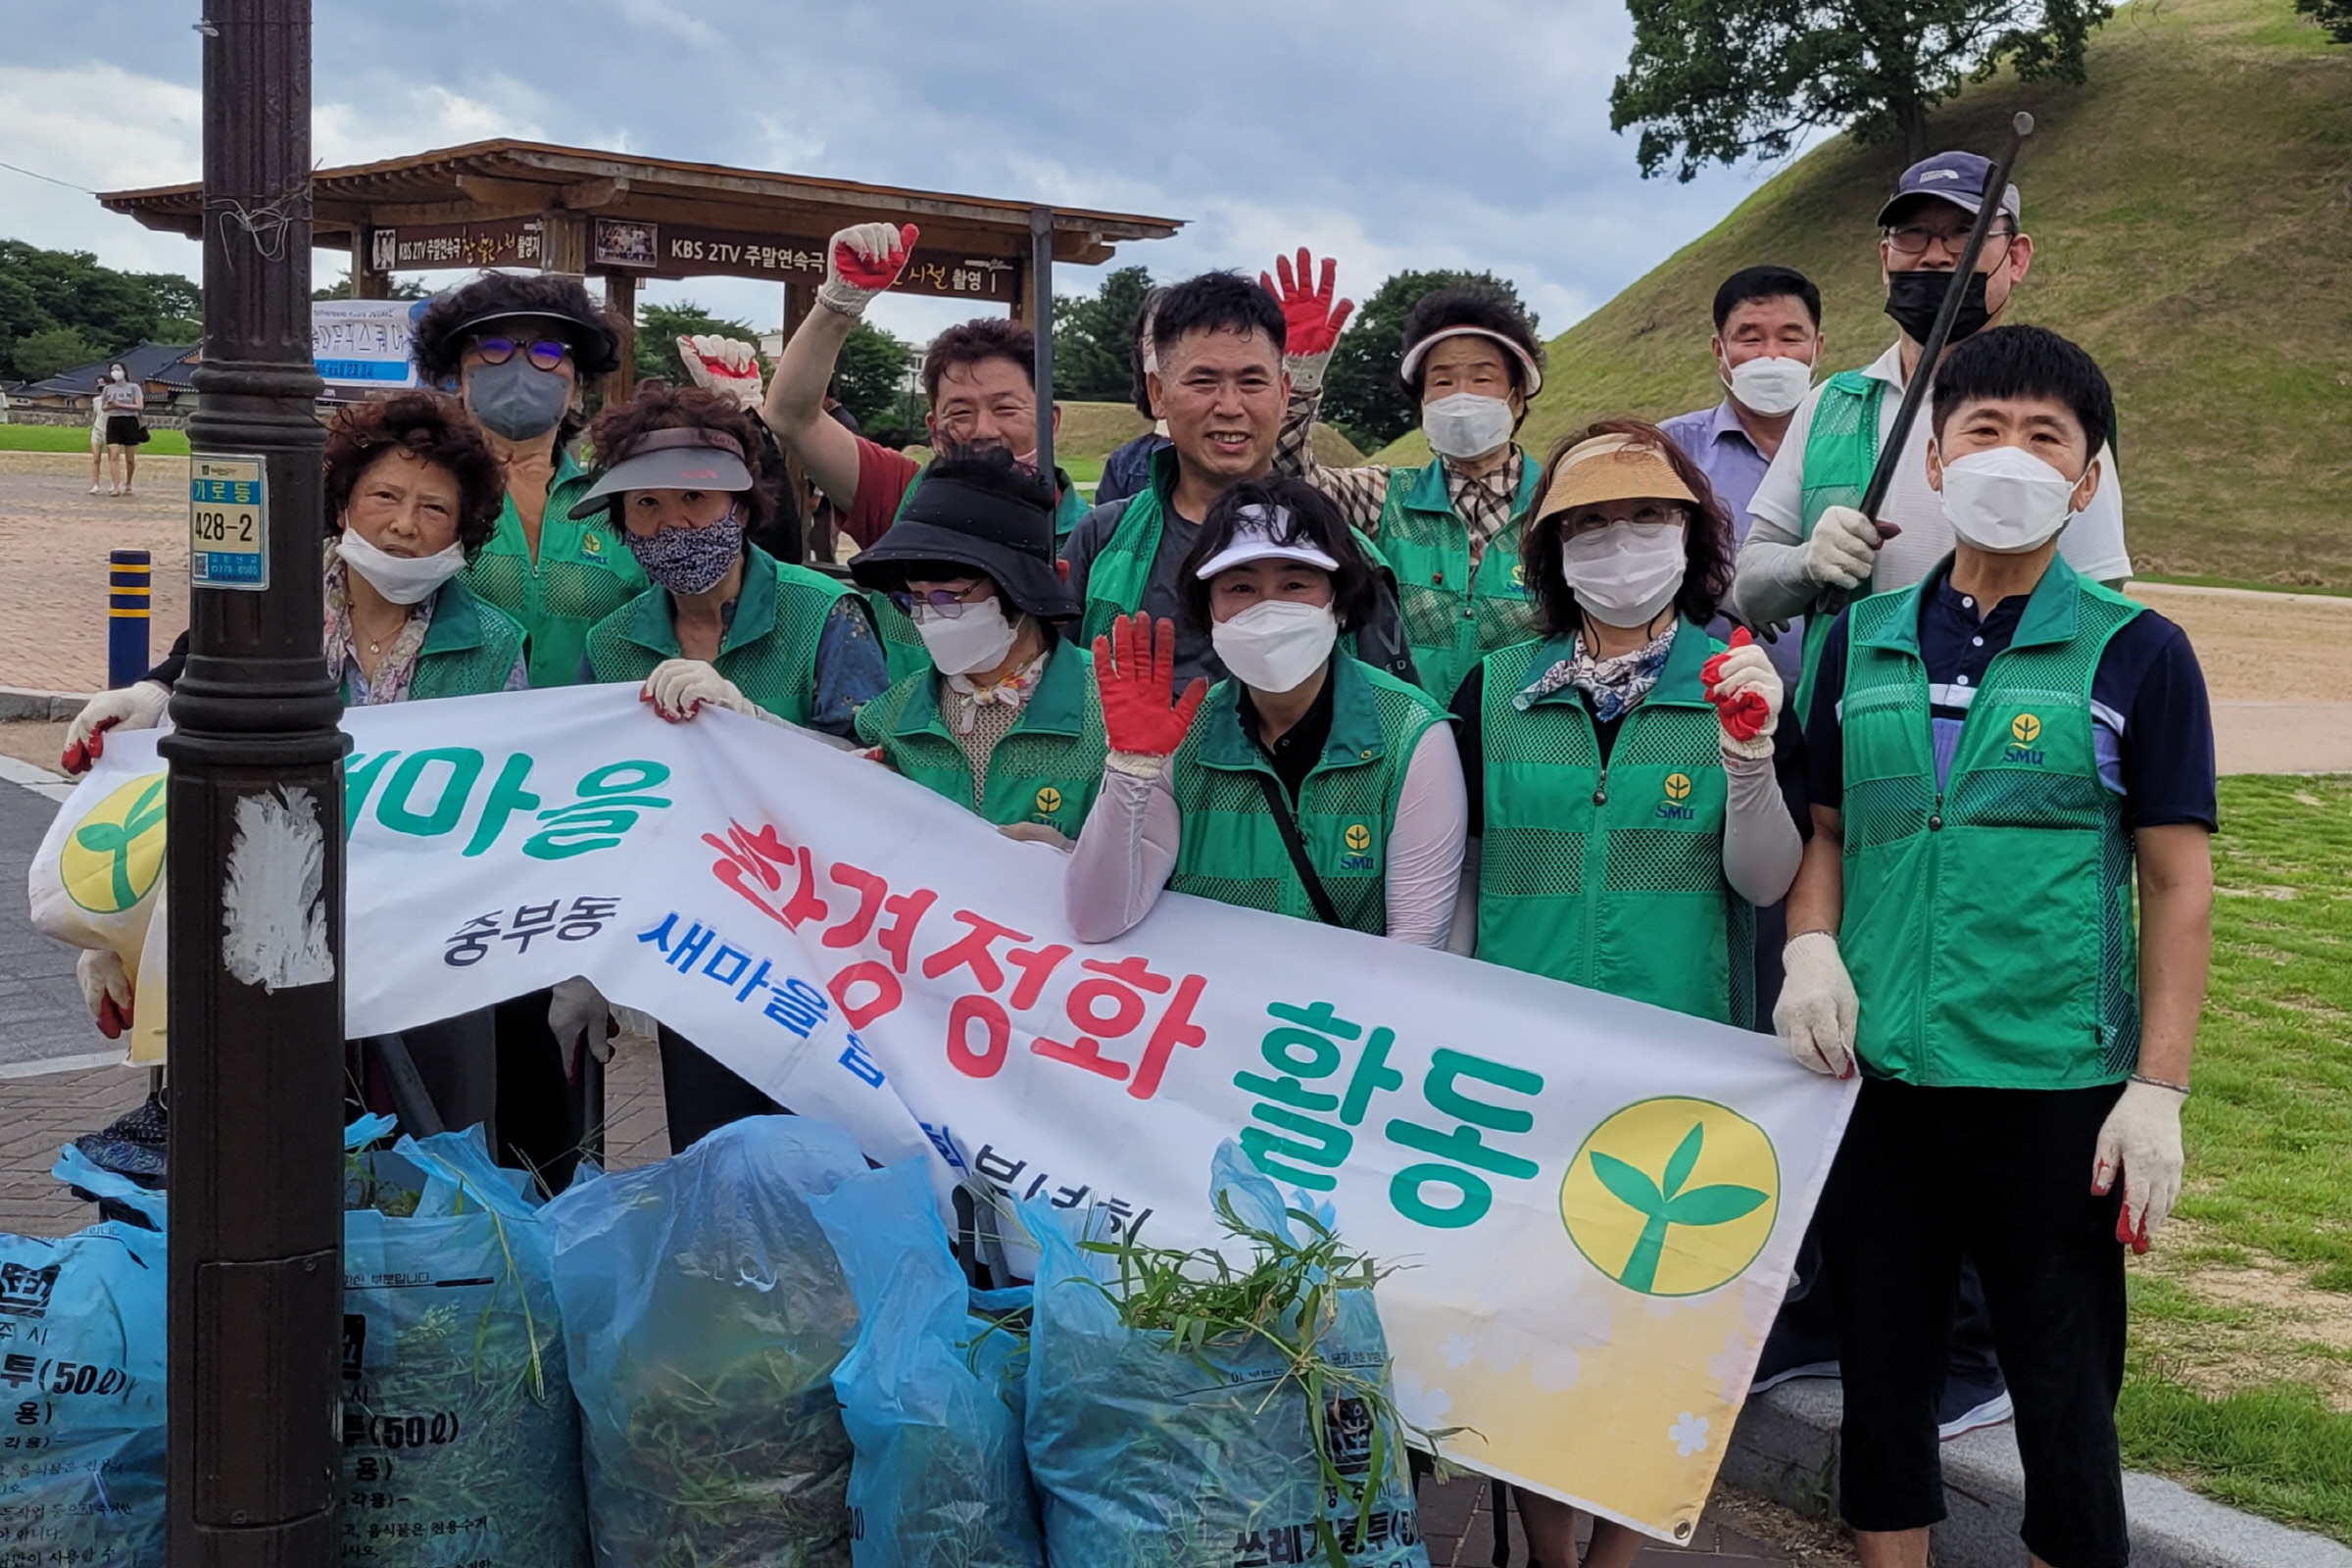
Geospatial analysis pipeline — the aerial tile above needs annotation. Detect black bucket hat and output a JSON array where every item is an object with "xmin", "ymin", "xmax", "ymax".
[
  {"xmin": 850, "ymin": 452, "xmax": 1079, "ymax": 621},
  {"xmin": 569, "ymin": 426, "xmax": 756, "ymax": 522}
]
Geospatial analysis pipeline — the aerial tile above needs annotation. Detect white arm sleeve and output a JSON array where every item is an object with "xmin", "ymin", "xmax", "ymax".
[
  {"xmin": 1062, "ymin": 761, "xmax": 1182, "ymax": 944},
  {"xmin": 1719, "ymin": 750, "xmax": 1802, "ymax": 907},
  {"xmin": 2058, "ymin": 442, "xmax": 2131, "ymax": 586},
  {"xmin": 1383, "ymin": 724, "xmax": 1469, "ymax": 949},
  {"xmin": 1728, "ymin": 394, "xmax": 1825, "ymax": 628}
]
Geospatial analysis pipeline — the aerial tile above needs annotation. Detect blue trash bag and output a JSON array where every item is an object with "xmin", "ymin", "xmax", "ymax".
[
  {"xmin": 1021, "ymin": 1143, "xmax": 1430, "ymax": 1568},
  {"xmin": 545, "ymin": 1115, "xmax": 865, "ymax": 1568},
  {"xmin": 342, "ymin": 1124, "xmax": 589, "ymax": 1568},
  {"xmin": 806, "ymin": 1159, "xmax": 1043, "ymax": 1568},
  {"xmin": 0, "ymin": 1148, "xmax": 168, "ymax": 1567}
]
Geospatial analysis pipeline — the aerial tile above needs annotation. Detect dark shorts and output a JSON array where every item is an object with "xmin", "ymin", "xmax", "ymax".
[
  {"xmin": 104, "ymin": 416, "xmax": 148, "ymax": 447},
  {"xmin": 1820, "ymin": 1076, "xmax": 2131, "ymax": 1568}
]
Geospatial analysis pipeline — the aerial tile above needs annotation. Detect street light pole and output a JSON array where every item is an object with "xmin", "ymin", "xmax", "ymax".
[{"xmin": 167, "ymin": 2, "xmax": 347, "ymax": 1564}]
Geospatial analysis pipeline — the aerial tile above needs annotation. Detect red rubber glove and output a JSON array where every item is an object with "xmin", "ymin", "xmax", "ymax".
[
  {"xmin": 61, "ymin": 728, "xmax": 106, "ymax": 775},
  {"xmin": 1702, "ymin": 627, "xmax": 1775, "ymax": 744},
  {"xmin": 1260, "ymin": 248, "xmax": 1354, "ymax": 359},
  {"xmin": 834, "ymin": 222, "xmax": 918, "ymax": 290},
  {"xmin": 1093, "ymin": 612, "xmax": 1206, "ymax": 757}
]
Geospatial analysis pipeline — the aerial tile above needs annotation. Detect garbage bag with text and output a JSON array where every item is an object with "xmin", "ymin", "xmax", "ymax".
[
  {"xmin": 342, "ymin": 1125, "xmax": 588, "ymax": 1568},
  {"xmin": 1022, "ymin": 1145, "xmax": 1428, "ymax": 1568},
  {"xmin": 0, "ymin": 1151, "xmax": 166, "ymax": 1568},
  {"xmin": 546, "ymin": 1115, "xmax": 863, "ymax": 1568},
  {"xmin": 808, "ymin": 1159, "xmax": 1043, "ymax": 1568}
]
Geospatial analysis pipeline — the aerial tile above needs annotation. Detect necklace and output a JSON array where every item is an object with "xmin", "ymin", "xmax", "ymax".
[{"xmin": 353, "ymin": 608, "xmax": 407, "ymax": 658}]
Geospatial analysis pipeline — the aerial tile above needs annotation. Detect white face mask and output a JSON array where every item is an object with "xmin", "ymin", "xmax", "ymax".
[
  {"xmin": 1559, "ymin": 521, "xmax": 1688, "ymax": 628},
  {"xmin": 1724, "ymin": 354, "xmax": 1813, "ymax": 417},
  {"xmin": 1936, "ymin": 444, "xmax": 2089, "ymax": 555},
  {"xmin": 336, "ymin": 530, "xmax": 467, "ymax": 607},
  {"xmin": 1210, "ymin": 599, "xmax": 1339, "ymax": 694},
  {"xmin": 912, "ymin": 595, "xmax": 1021, "ymax": 676},
  {"xmin": 1421, "ymin": 392, "xmax": 1516, "ymax": 461}
]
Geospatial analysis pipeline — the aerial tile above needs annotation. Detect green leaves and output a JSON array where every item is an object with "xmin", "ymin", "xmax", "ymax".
[{"xmin": 1588, "ymin": 1123, "xmax": 1769, "ymax": 1295}]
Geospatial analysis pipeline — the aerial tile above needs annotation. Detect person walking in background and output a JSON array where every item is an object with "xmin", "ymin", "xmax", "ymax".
[
  {"xmin": 97, "ymin": 363, "xmax": 146, "ymax": 497},
  {"xmin": 86, "ymin": 388, "xmax": 107, "ymax": 495},
  {"xmin": 1776, "ymin": 324, "xmax": 2213, "ymax": 1568}
]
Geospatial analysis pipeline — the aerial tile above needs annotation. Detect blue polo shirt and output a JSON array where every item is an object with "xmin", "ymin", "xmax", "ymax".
[{"xmin": 1805, "ymin": 564, "xmax": 2218, "ymax": 832}]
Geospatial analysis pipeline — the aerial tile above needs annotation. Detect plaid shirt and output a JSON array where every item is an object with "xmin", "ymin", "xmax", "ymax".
[{"xmin": 1276, "ymin": 380, "xmax": 1526, "ymax": 568}]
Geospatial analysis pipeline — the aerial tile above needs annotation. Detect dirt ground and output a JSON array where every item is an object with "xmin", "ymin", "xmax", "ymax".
[{"xmin": 0, "ymin": 452, "xmax": 2344, "ymax": 772}]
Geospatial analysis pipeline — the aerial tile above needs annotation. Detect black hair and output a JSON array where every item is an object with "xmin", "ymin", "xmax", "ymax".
[
  {"xmin": 1151, "ymin": 270, "xmax": 1286, "ymax": 365},
  {"xmin": 582, "ymin": 383, "xmax": 781, "ymax": 546},
  {"xmin": 920, "ymin": 443, "xmax": 1058, "ymax": 514},
  {"xmin": 922, "ymin": 317, "xmax": 1036, "ymax": 403},
  {"xmin": 1931, "ymin": 324, "xmax": 2114, "ymax": 451},
  {"xmin": 1520, "ymin": 418, "xmax": 1736, "ymax": 637},
  {"xmin": 412, "ymin": 272, "xmax": 623, "ymax": 452},
  {"xmin": 1398, "ymin": 285, "xmax": 1544, "ymax": 400},
  {"xmin": 1176, "ymin": 476, "xmax": 1380, "ymax": 637},
  {"xmin": 1711, "ymin": 265, "xmax": 1822, "ymax": 332},
  {"xmin": 1128, "ymin": 285, "xmax": 1169, "ymax": 418}
]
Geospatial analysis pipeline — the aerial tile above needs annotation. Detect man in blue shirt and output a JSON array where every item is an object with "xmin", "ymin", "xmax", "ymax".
[{"xmin": 1659, "ymin": 265, "xmax": 1825, "ymax": 688}]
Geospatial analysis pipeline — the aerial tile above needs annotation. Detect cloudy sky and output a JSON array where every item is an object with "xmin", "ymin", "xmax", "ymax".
[{"xmin": 0, "ymin": 0, "xmax": 1813, "ymax": 345}]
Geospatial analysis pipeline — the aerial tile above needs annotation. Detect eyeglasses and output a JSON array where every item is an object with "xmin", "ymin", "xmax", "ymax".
[
  {"xmin": 889, "ymin": 584, "xmax": 988, "ymax": 618},
  {"xmin": 1884, "ymin": 222, "xmax": 2014, "ymax": 258},
  {"xmin": 469, "ymin": 335, "xmax": 573, "ymax": 371}
]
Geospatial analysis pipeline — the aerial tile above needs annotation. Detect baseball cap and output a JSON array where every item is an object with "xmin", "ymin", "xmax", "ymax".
[{"xmin": 1876, "ymin": 151, "xmax": 2023, "ymax": 227}]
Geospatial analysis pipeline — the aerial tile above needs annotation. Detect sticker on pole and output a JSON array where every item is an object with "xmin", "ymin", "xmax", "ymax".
[{"xmin": 189, "ymin": 455, "xmax": 269, "ymax": 590}]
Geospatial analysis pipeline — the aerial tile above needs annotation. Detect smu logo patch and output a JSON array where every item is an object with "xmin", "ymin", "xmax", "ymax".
[
  {"xmin": 1656, "ymin": 772, "xmax": 1696, "ymax": 821},
  {"xmin": 1340, "ymin": 821, "xmax": 1377, "ymax": 871},
  {"xmin": 2004, "ymin": 712, "xmax": 2045, "ymax": 764}
]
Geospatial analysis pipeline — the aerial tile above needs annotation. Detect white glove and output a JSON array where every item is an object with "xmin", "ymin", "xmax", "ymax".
[
  {"xmin": 1802, "ymin": 505, "xmax": 1883, "ymax": 591},
  {"xmin": 815, "ymin": 220, "xmax": 916, "ymax": 319},
  {"xmin": 63, "ymin": 679, "xmax": 170, "ymax": 773},
  {"xmin": 548, "ymin": 976, "xmax": 614, "ymax": 1079},
  {"xmin": 678, "ymin": 334, "xmax": 764, "ymax": 412},
  {"xmin": 2092, "ymin": 1078, "xmax": 2186, "ymax": 1252},
  {"xmin": 1705, "ymin": 638, "xmax": 1783, "ymax": 761},
  {"xmin": 1774, "ymin": 932, "xmax": 1857, "ymax": 1078},
  {"xmin": 76, "ymin": 948, "xmax": 133, "ymax": 1039},
  {"xmin": 640, "ymin": 660, "xmax": 760, "ymax": 722}
]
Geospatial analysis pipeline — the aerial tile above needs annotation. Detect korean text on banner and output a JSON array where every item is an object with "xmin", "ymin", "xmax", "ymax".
[{"xmin": 29, "ymin": 686, "xmax": 1855, "ymax": 1543}]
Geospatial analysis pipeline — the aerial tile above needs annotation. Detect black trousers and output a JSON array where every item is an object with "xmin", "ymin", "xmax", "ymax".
[
  {"xmin": 658, "ymin": 1025, "xmax": 786, "ymax": 1153},
  {"xmin": 1820, "ymin": 1077, "xmax": 2130, "ymax": 1568}
]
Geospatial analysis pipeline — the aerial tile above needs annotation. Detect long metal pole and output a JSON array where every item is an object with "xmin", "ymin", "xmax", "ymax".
[
  {"xmin": 167, "ymin": 2, "xmax": 347, "ymax": 1563},
  {"xmin": 1030, "ymin": 205, "xmax": 1055, "ymax": 481}
]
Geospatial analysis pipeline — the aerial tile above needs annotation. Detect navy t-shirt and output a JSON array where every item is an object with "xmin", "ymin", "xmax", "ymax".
[{"xmin": 1804, "ymin": 566, "xmax": 2219, "ymax": 833}]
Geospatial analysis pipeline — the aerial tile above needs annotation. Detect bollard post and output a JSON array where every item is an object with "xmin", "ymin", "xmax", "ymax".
[{"xmin": 107, "ymin": 548, "xmax": 151, "ymax": 688}]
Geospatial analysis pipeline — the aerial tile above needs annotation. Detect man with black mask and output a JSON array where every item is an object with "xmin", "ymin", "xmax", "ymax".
[{"xmin": 1728, "ymin": 152, "xmax": 2130, "ymax": 718}]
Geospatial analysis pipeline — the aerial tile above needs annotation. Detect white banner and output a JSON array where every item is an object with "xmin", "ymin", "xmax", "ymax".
[{"xmin": 32, "ymin": 685, "xmax": 1854, "ymax": 1542}]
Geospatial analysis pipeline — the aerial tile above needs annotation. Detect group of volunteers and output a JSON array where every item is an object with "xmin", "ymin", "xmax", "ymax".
[{"xmin": 59, "ymin": 143, "xmax": 2212, "ymax": 1568}]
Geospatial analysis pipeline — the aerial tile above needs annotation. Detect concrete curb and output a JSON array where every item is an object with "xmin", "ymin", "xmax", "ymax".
[
  {"xmin": 0, "ymin": 686, "xmax": 94, "ymax": 722},
  {"xmin": 1724, "ymin": 1379, "xmax": 2352, "ymax": 1567}
]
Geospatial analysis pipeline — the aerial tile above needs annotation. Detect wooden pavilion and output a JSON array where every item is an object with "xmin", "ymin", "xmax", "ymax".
[{"xmin": 98, "ymin": 138, "xmax": 1186, "ymax": 397}]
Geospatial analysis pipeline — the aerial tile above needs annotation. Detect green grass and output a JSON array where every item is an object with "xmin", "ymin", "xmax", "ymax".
[
  {"xmin": 2113, "ymin": 774, "xmax": 2352, "ymax": 1540},
  {"xmin": 1376, "ymin": 0, "xmax": 2352, "ymax": 589},
  {"xmin": 0, "ymin": 423, "xmax": 190, "ymax": 456}
]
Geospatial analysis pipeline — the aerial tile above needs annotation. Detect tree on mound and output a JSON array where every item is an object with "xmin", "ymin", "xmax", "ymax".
[
  {"xmin": 2299, "ymin": 0, "xmax": 2352, "ymax": 41},
  {"xmin": 1610, "ymin": 0, "xmax": 2111, "ymax": 178}
]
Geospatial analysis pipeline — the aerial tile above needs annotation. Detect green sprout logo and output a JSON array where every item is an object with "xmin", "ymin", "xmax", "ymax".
[
  {"xmin": 1585, "ymin": 1121, "xmax": 1770, "ymax": 1296},
  {"xmin": 64, "ymin": 774, "xmax": 168, "ymax": 913}
]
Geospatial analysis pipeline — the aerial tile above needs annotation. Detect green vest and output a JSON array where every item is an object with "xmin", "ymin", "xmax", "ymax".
[
  {"xmin": 1474, "ymin": 623, "xmax": 1752, "ymax": 1026},
  {"xmin": 1838, "ymin": 558, "xmax": 2143, "ymax": 1089},
  {"xmin": 1377, "ymin": 454, "xmax": 1542, "ymax": 707},
  {"xmin": 1792, "ymin": 370, "xmax": 1882, "ymax": 722},
  {"xmin": 853, "ymin": 637, "xmax": 1107, "ymax": 836},
  {"xmin": 403, "ymin": 577, "xmax": 528, "ymax": 702},
  {"xmin": 1166, "ymin": 656, "xmax": 1447, "ymax": 936},
  {"xmin": 465, "ymin": 452, "xmax": 649, "ymax": 689},
  {"xmin": 864, "ymin": 462, "xmax": 1092, "ymax": 683},
  {"xmin": 582, "ymin": 545, "xmax": 858, "ymax": 726}
]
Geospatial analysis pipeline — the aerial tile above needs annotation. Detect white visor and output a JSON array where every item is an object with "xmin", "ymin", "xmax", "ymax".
[
  {"xmin": 1193, "ymin": 505, "xmax": 1342, "ymax": 579},
  {"xmin": 1398, "ymin": 325, "xmax": 1544, "ymax": 397}
]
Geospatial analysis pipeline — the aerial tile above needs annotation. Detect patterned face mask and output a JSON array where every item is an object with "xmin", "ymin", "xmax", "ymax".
[{"xmin": 624, "ymin": 504, "xmax": 743, "ymax": 596}]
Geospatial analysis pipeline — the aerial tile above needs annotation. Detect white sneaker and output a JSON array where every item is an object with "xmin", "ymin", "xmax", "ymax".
[
  {"xmin": 1938, "ymin": 1387, "xmax": 2014, "ymax": 1441},
  {"xmin": 88, "ymin": 484, "xmax": 104, "ymax": 494}
]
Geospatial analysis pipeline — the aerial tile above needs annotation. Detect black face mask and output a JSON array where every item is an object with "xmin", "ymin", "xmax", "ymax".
[{"xmin": 1885, "ymin": 268, "xmax": 1992, "ymax": 347}]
